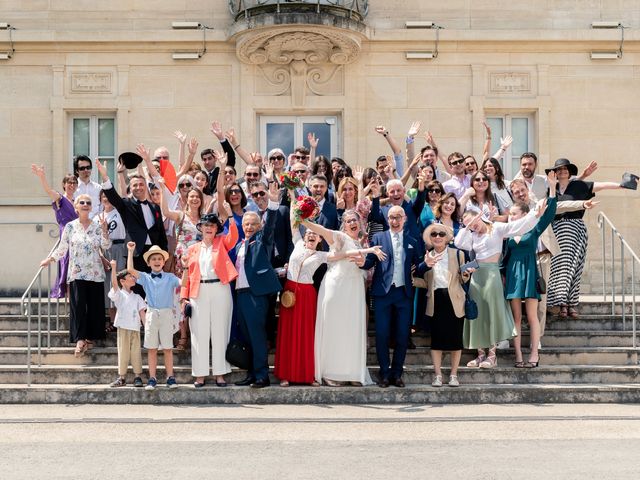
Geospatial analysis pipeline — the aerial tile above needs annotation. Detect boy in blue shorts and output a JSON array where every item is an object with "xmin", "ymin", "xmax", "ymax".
[{"xmin": 127, "ymin": 242, "xmax": 180, "ymax": 390}]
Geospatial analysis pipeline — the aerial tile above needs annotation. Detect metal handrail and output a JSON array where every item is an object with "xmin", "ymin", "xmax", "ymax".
[
  {"xmin": 596, "ymin": 212, "xmax": 639, "ymax": 349},
  {"xmin": 20, "ymin": 238, "xmax": 67, "ymax": 386}
]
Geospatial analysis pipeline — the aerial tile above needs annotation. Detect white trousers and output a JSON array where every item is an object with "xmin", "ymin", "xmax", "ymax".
[
  {"xmin": 537, "ymin": 253, "xmax": 551, "ymax": 337},
  {"xmin": 189, "ymin": 282, "xmax": 232, "ymax": 377}
]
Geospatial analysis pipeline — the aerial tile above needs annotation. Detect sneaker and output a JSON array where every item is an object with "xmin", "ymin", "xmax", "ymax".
[
  {"xmin": 431, "ymin": 375, "xmax": 443, "ymax": 387},
  {"xmin": 166, "ymin": 376, "xmax": 178, "ymax": 389},
  {"xmin": 145, "ymin": 377, "xmax": 157, "ymax": 391},
  {"xmin": 448, "ymin": 375, "xmax": 460, "ymax": 387},
  {"xmin": 133, "ymin": 377, "xmax": 143, "ymax": 388},
  {"xmin": 110, "ymin": 377, "xmax": 126, "ymax": 388},
  {"xmin": 496, "ymin": 340, "xmax": 510, "ymax": 350}
]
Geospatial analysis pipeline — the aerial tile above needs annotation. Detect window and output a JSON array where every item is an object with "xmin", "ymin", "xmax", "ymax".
[
  {"xmin": 259, "ymin": 115, "xmax": 339, "ymax": 160},
  {"xmin": 485, "ymin": 114, "xmax": 534, "ymax": 180},
  {"xmin": 69, "ymin": 114, "xmax": 117, "ymax": 181}
]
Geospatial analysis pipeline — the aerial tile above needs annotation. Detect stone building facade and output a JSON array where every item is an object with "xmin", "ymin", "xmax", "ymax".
[{"xmin": 1, "ymin": 1, "xmax": 639, "ymax": 293}]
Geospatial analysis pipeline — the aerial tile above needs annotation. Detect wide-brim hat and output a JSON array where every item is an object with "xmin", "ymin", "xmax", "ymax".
[
  {"xmin": 143, "ymin": 245, "xmax": 169, "ymax": 263},
  {"xmin": 423, "ymin": 223, "xmax": 454, "ymax": 246},
  {"xmin": 196, "ymin": 213, "xmax": 223, "ymax": 232},
  {"xmin": 621, "ymin": 172, "xmax": 639, "ymax": 190},
  {"xmin": 545, "ymin": 158, "xmax": 578, "ymax": 176},
  {"xmin": 118, "ymin": 151, "xmax": 143, "ymax": 170}
]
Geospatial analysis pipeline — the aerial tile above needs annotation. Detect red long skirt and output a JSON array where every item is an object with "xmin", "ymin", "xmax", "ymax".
[{"xmin": 274, "ymin": 280, "xmax": 317, "ymax": 384}]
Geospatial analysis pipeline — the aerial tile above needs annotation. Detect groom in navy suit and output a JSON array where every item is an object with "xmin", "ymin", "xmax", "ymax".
[
  {"xmin": 234, "ymin": 183, "xmax": 283, "ymax": 388},
  {"xmin": 361, "ymin": 205, "xmax": 422, "ymax": 388}
]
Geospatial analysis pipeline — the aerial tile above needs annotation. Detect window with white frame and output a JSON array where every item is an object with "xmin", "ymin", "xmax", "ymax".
[
  {"xmin": 485, "ymin": 114, "xmax": 534, "ymax": 180},
  {"xmin": 259, "ymin": 115, "xmax": 339, "ymax": 160},
  {"xmin": 69, "ymin": 114, "xmax": 117, "ymax": 181}
]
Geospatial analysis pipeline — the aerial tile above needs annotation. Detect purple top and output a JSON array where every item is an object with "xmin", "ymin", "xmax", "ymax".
[{"xmin": 50, "ymin": 194, "xmax": 77, "ymax": 298}]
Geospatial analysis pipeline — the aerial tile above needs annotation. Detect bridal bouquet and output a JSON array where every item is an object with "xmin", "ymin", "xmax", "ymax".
[
  {"xmin": 293, "ymin": 195, "xmax": 319, "ymax": 225},
  {"xmin": 280, "ymin": 171, "xmax": 303, "ymax": 190}
]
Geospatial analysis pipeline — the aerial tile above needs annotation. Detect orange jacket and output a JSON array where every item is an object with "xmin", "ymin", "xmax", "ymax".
[{"xmin": 180, "ymin": 221, "xmax": 239, "ymax": 299}]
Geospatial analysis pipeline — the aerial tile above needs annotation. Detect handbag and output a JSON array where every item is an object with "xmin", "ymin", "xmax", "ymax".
[
  {"xmin": 280, "ymin": 251, "xmax": 314, "ymax": 309},
  {"xmin": 456, "ymin": 250, "xmax": 478, "ymax": 320},
  {"xmin": 536, "ymin": 260, "xmax": 547, "ymax": 295},
  {"xmin": 225, "ymin": 338, "xmax": 252, "ymax": 370}
]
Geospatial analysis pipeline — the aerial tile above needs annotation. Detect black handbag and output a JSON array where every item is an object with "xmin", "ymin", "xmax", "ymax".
[
  {"xmin": 225, "ymin": 338, "xmax": 252, "ymax": 370},
  {"xmin": 536, "ymin": 260, "xmax": 547, "ymax": 295}
]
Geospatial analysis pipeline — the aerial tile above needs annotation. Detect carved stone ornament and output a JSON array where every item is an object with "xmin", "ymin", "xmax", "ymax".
[{"xmin": 235, "ymin": 26, "xmax": 362, "ymax": 107}]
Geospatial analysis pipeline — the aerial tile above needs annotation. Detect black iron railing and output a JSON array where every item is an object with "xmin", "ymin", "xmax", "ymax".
[{"xmin": 229, "ymin": 0, "xmax": 369, "ymax": 21}]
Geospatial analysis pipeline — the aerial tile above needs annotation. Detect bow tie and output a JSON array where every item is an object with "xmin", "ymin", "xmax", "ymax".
[
  {"xmin": 137, "ymin": 199, "xmax": 149, "ymax": 206},
  {"xmin": 151, "ymin": 273, "xmax": 162, "ymax": 279}
]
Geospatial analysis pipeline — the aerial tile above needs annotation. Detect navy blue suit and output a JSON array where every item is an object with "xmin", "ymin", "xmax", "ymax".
[
  {"xmin": 363, "ymin": 230, "xmax": 421, "ymax": 381},
  {"xmin": 370, "ymin": 189, "xmax": 426, "ymax": 243},
  {"xmin": 235, "ymin": 207, "xmax": 282, "ymax": 382}
]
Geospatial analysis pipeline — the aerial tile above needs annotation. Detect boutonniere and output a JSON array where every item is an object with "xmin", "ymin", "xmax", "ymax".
[{"xmin": 154, "ymin": 210, "xmax": 160, "ymax": 220}]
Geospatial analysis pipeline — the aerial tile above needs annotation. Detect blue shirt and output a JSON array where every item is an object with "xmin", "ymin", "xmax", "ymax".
[{"xmin": 137, "ymin": 271, "xmax": 180, "ymax": 309}]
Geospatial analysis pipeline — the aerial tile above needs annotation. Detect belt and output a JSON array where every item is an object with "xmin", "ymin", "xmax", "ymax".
[
  {"xmin": 537, "ymin": 250, "xmax": 551, "ymax": 256},
  {"xmin": 200, "ymin": 279, "xmax": 220, "ymax": 284},
  {"xmin": 236, "ymin": 287, "xmax": 250, "ymax": 293},
  {"xmin": 112, "ymin": 239, "xmax": 125, "ymax": 244}
]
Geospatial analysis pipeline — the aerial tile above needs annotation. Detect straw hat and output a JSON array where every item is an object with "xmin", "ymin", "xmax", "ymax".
[{"xmin": 143, "ymin": 245, "xmax": 169, "ymax": 263}]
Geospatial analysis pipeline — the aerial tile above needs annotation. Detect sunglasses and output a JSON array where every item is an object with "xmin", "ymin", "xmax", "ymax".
[
  {"xmin": 473, "ymin": 178, "xmax": 488, "ymax": 183},
  {"xmin": 246, "ymin": 173, "xmax": 260, "ymax": 178},
  {"xmin": 251, "ymin": 191, "xmax": 267, "ymax": 198},
  {"xmin": 430, "ymin": 231, "xmax": 447, "ymax": 238},
  {"xmin": 77, "ymin": 200, "xmax": 92, "ymax": 206},
  {"xmin": 155, "ymin": 155, "xmax": 169, "ymax": 160},
  {"xmin": 295, "ymin": 155, "xmax": 308, "ymax": 159},
  {"xmin": 449, "ymin": 159, "xmax": 465, "ymax": 166},
  {"xmin": 269, "ymin": 155, "xmax": 284, "ymax": 161},
  {"xmin": 293, "ymin": 169, "xmax": 307, "ymax": 174},
  {"xmin": 77, "ymin": 165, "xmax": 92, "ymax": 171},
  {"xmin": 229, "ymin": 188, "xmax": 242, "ymax": 194},
  {"xmin": 427, "ymin": 189, "xmax": 443, "ymax": 194},
  {"xmin": 179, "ymin": 183, "xmax": 192, "ymax": 188}
]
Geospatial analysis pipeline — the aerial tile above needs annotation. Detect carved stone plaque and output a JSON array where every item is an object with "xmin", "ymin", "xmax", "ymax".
[
  {"xmin": 70, "ymin": 73, "xmax": 112, "ymax": 93},
  {"xmin": 489, "ymin": 72, "xmax": 531, "ymax": 93}
]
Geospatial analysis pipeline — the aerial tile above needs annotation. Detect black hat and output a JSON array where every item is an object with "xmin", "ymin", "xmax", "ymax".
[
  {"xmin": 118, "ymin": 152, "xmax": 143, "ymax": 170},
  {"xmin": 545, "ymin": 158, "xmax": 578, "ymax": 176},
  {"xmin": 196, "ymin": 213, "xmax": 223, "ymax": 232},
  {"xmin": 621, "ymin": 172, "xmax": 639, "ymax": 190}
]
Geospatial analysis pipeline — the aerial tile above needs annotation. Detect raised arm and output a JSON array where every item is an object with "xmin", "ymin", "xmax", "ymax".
[
  {"xmin": 116, "ymin": 160, "xmax": 127, "ymax": 195},
  {"xmin": 401, "ymin": 153, "xmax": 421, "ymax": 187},
  {"xmin": 110, "ymin": 259, "xmax": 119, "ymax": 291},
  {"xmin": 490, "ymin": 135, "xmax": 513, "ymax": 161},
  {"xmin": 307, "ymin": 132, "xmax": 319, "ymax": 162},
  {"xmin": 96, "ymin": 159, "xmax": 125, "ymax": 213},
  {"xmin": 30, "ymin": 164, "xmax": 61, "ymax": 203},
  {"xmin": 300, "ymin": 219, "xmax": 336, "ymax": 246},
  {"xmin": 211, "ymin": 121, "xmax": 236, "ymax": 167},
  {"xmin": 175, "ymin": 136, "xmax": 198, "ymax": 178},
  {"xmin": 593, "ymin": 182, "xmax": 625, "ymax": 193},
  {"xmin": 159, "ymin": 180, "xmax": 183, "ymax": 224},
  {"xmin": 225, "ymin": 127, "xmax": 253, "ymax": 166},
  {"xmin": 126, "ymin": 241, "xmax": 139, "ymax": 278},
  {"xmin": 425, "ymin": 131, "xmax": 453, "ymax": 175},
  {"xmin": 482, "ymin": 121, "xmax": 491, "ymax": 161},
  {"xmin": 173, "ymin": 130, "xmax": 187, "ymax": 171},
  {"xmin": 405, "ymin": 121, "xmax": 421, "ymax": 174}
]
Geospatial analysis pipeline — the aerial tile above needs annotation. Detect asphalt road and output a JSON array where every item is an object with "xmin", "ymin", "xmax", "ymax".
[{"xmin": 1, "ymin": 404, "xmax": 639, "ymax": 479}]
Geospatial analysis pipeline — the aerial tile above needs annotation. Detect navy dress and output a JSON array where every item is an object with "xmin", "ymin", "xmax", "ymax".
[{"xmin": 503, "ymin": 197, "xmax": 557, "ymax": 300}]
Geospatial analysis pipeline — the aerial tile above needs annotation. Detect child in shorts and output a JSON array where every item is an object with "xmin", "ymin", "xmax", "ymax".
[
  {"xmin": 108, "ymin": 259, "xmax": 146, "ymax": 388},
  {"xmin": 127, "ymin": 242, "xmax": 180, "ymax": 390}
]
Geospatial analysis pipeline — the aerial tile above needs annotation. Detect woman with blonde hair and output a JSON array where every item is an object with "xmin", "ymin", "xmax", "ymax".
[{"xmin": 336, "ymin": 176, "xmax": 359, "ymax": 218}]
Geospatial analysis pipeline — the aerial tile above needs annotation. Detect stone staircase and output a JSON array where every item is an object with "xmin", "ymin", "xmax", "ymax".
[{"xmin": 1, "ymin": 297, "xmax": 639, "ymax": 404}]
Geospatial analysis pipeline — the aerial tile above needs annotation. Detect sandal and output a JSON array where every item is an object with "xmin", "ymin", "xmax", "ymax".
[
  {"xmin": 176, "ymin": 338, "xmax": 189, "ymax": 351},
  {"xmin": 105, "ymin": 323, "xmax": 117, "ymax": 334},
  {"xmin": 479, "ymin": 354, "xmax": 498, "ymax": 368},
  {"xmin": 74, "ymin": 340, "xmax": 86, "ymax": 358},
  {"xmin": 514, "ymin": 361, "xmax": 526, "ymax": 368},
  {"xmin": 84, "ymin": 340, "xmax": 95, "ymax": 351},
  {"xmin": 568, "ymin": 307, "xmax": 579, "ymax": 318},
  {"xmin": 558, "ymin": 306, "xmax": 568, "ymax": 318},
  {"xmin": 466, "ymin": 353, "xmax": 487, "ymax": 368},
  {"xmin": 280, "ymin": 380, "xmax": 290, "ymax": 387}
]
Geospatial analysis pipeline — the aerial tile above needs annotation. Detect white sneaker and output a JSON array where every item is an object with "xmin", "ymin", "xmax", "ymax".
[
  {"xmin": 431, "ymin": 375, "xmax": 443, "ymax": 387},
  {"xmin": 496, "ymin": 340, "xmax": 510, "ymax": 350},
  {"xmin": 448, "ymin": 375, "xmax": 460, "ymax": 387}
]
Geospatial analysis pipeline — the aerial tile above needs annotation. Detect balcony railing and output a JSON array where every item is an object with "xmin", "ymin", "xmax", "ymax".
[{"xmin": 229, "ymin": 0, "xmax": 369, "ymax": 22}]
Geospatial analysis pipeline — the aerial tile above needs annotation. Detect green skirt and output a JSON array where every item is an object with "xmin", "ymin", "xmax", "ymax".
[{"xmin": 463, "ymin": 262, "xmax": 517, "ymax": 349}]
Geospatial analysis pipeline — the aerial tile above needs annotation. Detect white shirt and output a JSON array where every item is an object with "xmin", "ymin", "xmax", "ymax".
[
  {"xmin": 431, "ymin": 249, "xmax": 450, "ymax": 289},
  {"xmin": 454, "ymin": 211, "xmax": 538, "ymax": 260},
  {"xmin": 105, "ymin": 208, "xmax": 126, "ymax": 240},
  {"xmin": 391, "ymin": 230, "xmax": 405, "ymax": 287},
  {"xmin": 286, "ymin": 241, "xmax": 329, "ymax": 284},
  {"xmin": 198, "ymin": 243, "xmax": 220, "ymax": 281},
  {"xmin": 235, "ymin": 240, "xmax": 249, "ymax": 289},
  {"xmin": 443, "ymin": 174, "xmax": 471, "ymax": 200},
  {"xmin": 108, "ymin": 288, "xmax": 146, "ymax": 331},
  {"xmin": 75, "ymin": 178, "xmax": 102, "ymax": 219}
]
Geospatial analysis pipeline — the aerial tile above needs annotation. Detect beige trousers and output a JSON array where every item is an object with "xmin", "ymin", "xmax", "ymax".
[
  {"xmin": 117, "ymin": 328, "xmax": 142, "ymax": 376},
  {"xmin": 537, "ymin": 252, "xmax": 552, "ymax": 337}
]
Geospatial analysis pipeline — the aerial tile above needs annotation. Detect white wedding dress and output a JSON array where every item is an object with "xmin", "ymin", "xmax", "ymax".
[{"xmin": 314, "ymin": 231, "xmax": 373, "ymax": 385}]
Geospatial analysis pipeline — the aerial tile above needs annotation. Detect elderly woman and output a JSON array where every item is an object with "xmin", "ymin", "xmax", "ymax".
[
  {"xmin": 302, "ymin": 210, "xmax": 385, "ymax": 386},
  {"xmin": 40, "ymin": 194, "xmax": 111, "ymax": 356},
  {"xmin": 415, "ymin": 224, "xmax": 471, "ymax": 387},
  {"xmin": 275, "ymin": 201, "xmax": 330, "ymax": 387},
  {"xmin": 454, "ymin": 205, "xmax": 544, "ymax": 368},
  {"xmin": 547, "ymin": 158, "xmax": 634, "ymax": 318},
  {"xmin": 181, "ymin": 207, "xmax": 238, "ymax": 388},
  {"xmin": 31, "ymin": 164, "xmax": 78, "ymax": 298}
]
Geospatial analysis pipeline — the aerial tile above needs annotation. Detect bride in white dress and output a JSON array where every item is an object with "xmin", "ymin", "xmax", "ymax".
[{"xmin": 301, "ymin": 210, "xmax": 385, "ymax": 386}]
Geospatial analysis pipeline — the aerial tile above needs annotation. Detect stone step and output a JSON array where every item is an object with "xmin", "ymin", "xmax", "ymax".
[
  {"xmin": 6, "ymin": 344, "xmax": 639, "ymax": 367},
  {"xmin": 2, "ymin": 382, "xmax": 640, "ymax": 404}
]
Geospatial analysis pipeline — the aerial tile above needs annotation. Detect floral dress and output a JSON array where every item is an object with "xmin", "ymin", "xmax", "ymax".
[{"xmin": 174, "ymin": 213, "xmax": 201, "ymax": 276}]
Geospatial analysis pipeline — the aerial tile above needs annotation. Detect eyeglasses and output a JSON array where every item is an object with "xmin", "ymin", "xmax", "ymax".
[
  {"xmin": 427, "ymin": 189, "xmax": 443, "ymax": 194},
  {"xmin": 77, "ymin": 165, "xmax": 92, "ymax": 171},
  {"xmin": 229, "ymin": 189, "xmax": 242, "ymax": 194},
  {"xmin": 155, "ymin": 155, "xmax": 169, "ymax": 160},
  {"xmin": 293, "ymin": 169, "xmax": 307, "ymax": 174},
  {"xmin": 179, "ymin": 183, "xmax": 192, "ymax": 188},
  {"xmin": 245, "ymin": 173, "xmax": 260, "ymax": 178},
  {"xmin": 449, "ymin": 159, "xmax": 465, "ymax": 166},
  {"xmin": 473, "ymin": 178, "xmax": 488, "ymax": 183},
  {"xmin": 251, "ymin": 191, "xmax": 267, "ymax": 198},
  {"xmin": 269, "ymin": 155, "xmax": 284, "ymax": 161},
  {"xmin": 77, "ymin": 200, "xmax": 92, "ymax": 206},
  {"xmin": 66, "ymin": 180, "xmax": 78, "ymax": 185},
  {"xmin": 295, "ymin": 155, "xmax": 308, "ymax": 160},
  {"xmin": 388, "ymin": 215, "xmax": 404, "ymax": 221},
  {"xmin": 430, "ymin": 231, "xmax": 447, "ymax": 238}
]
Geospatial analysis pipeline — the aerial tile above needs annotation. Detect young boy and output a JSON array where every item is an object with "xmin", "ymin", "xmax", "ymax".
[
  {"xmin": 108, "ymin": 259, "xmax": 146, "ymax": 387},
  {"xmin": 127, "ymin": 242, "xmax": 181, "ymax": 390}
]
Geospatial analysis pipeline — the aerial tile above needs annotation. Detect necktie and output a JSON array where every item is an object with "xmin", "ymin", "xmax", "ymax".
[{"xmin": 151, "ymin": 273, "xmax": 162, "ymax": 279}]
